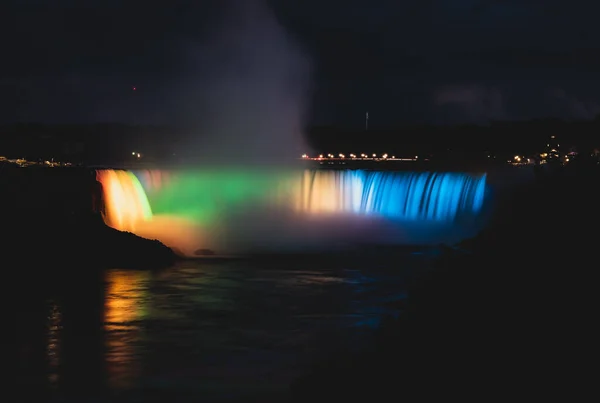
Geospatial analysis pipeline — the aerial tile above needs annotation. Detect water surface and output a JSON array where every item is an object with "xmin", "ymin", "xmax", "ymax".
[{"xmin": 14, "ymin": 253, "xmax": 431, "ymax": 402}]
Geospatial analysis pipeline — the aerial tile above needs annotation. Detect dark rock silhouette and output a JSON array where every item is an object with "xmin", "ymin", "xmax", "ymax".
[{"xmin": 0, "ymin": 165, "xmax": 176, "ymax": 272}]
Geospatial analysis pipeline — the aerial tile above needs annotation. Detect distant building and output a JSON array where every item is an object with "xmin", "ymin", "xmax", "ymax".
[{"xmin": 540, "ymin": 135, "xmax": 560, "ymax": 163}]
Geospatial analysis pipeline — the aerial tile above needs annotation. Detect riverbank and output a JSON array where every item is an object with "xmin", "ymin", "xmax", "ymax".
[
  {"xmin": 1, "ymin": 164, "xmax": 176, "ymax": 271},
  {"xmin": 291, "ymin": 161, "xmax": 599, "ymax": 401},
  {"xmin": 4, "ymin": 213, "xmax": 176, "ymax": 271}
]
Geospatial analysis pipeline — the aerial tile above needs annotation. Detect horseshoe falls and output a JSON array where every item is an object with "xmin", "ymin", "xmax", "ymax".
[
  {"xmin": 296, "ymin": 170, "xmax": 485, "ymax": 220},
  {"xmin": 96, "ymin": 169, "xmax": 488, "ymax": 256}
]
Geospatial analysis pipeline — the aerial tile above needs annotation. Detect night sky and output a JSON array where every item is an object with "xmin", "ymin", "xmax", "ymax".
[{"xmin": 1, "ymin": 0, "xmax": 599, "ymax": 127}]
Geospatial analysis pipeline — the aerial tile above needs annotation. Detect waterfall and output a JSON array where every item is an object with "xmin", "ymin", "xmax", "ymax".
[
  {"xmin": 96, "ymin": 169, "xmax": 487, "ymax": 255},
  {"xmin": 297, "ymin": 170, "xmax": 486, "ymax": 220},
  {"xmin": 96, "ymin": 170, "xmax": 153, "ymax": 232}
]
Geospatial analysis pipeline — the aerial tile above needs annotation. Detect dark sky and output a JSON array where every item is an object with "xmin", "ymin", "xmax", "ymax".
[{"xmin": 1, "ymin": 0, "xmax": 599, "ymax": 127}]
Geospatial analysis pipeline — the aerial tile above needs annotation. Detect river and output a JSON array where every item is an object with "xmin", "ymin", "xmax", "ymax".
[{"xmin": 13, "ymin": 251, "xmax": 433, "ymax": 402}]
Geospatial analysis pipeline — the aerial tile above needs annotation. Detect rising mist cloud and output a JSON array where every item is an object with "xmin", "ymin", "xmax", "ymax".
[{"xmin": 176, "ymin": 0, "xmax": 313, "ymax": 165}]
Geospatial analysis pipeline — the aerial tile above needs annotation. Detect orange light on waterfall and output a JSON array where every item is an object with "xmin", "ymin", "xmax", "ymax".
[
  {"xmin": 96, "ymin": 170, "xmax": 152, "ymax": 232},
  {"xmin": 295, "ymin": 170, "xmax": 360, "ymax": 214}
]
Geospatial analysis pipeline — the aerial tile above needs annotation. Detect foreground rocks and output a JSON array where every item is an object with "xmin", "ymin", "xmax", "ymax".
[
  {"xmin": 1, "ymin": 166, "xmax": 176, "ymax": 271},
  {"xmin": 4, "ymin": 213, "xmax": 176, "ymax": 271}
]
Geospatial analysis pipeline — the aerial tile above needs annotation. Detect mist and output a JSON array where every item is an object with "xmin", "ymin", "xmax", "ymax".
[{"xmin": 174, "ymin": 0, "xmax": 313, "ymax": 166}]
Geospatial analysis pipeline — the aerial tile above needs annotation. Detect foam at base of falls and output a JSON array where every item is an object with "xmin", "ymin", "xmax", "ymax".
[{"xmin": 96, "ymin": 169, "xmax": 487, "ymax": 256}]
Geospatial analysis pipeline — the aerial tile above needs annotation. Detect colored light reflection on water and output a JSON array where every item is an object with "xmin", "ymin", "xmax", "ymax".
[
  {"xmin": 104, "ymin": 269, "xmax": 149, "ymax": 388},
  {"xmin": 96, "ymin": 169, "xmax": 487, "ymax": 254},
  {"xmin": 105, "ymin": 269, "xmax": 148, "ymax": 328}
]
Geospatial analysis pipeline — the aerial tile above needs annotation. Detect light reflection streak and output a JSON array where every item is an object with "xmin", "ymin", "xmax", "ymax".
[
  {"xmin": 104, "ymin": 269, "xmax": 149, "ymax": 388},
  {"xmin": 46, "ymin": 300, "xmax": 62, "ymax": 386}
]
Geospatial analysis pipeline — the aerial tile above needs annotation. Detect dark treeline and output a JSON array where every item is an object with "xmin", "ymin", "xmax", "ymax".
[
  {"xmin": 308, "ymin": 118, "xmax": 600, "ymax": 157},
  {"xmin": 0, "ymin": 123, "xmax": 178, "ymax": 163},
  {"xmin": 1, "ymin": 119, "xmax": 600, "ymax": 163}
]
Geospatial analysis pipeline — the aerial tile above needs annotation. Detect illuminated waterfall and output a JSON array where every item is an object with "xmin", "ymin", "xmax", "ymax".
[
  {"xmin": 296, "ymin": 170, "xmax": 486, "ymax": 220},
  {"xmin": 96, "ymin": 170, "xmax": 153, "ymax": 232},
  {"xmin": 96, "ymin": 169, "xmax": 487, "ymax": 255}
]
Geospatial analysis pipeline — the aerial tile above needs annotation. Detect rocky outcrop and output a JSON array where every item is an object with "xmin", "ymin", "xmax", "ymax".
[
  {"xmin": 1, "ymin": 166, "xmax": 176, "ymax": 271},
  {"xmin": 5, "ymin": 213, "xmax": 176, "ymax": 270}
]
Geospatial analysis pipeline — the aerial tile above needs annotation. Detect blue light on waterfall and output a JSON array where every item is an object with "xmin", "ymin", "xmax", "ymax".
[{"xmin": 299, "ymin": 170, "xmax": 487, "ymax": 221}]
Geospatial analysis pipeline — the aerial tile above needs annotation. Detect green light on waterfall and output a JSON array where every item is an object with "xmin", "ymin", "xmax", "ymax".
[
  {"xmin": 139, "ymin": 170, "xmax": 293, "ymax": 225},
  {"xmin": 128, "ymin": 171, "xmax": 153, "ymax": 220}
]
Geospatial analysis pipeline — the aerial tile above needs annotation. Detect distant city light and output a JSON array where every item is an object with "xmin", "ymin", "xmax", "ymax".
[{"xmin": 298, "ymin": 153, "xmax": 420, "ymax": 162}]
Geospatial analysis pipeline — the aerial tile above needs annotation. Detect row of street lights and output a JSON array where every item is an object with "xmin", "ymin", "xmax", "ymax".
[{"xmin": 301, "ymin": 153, "xmax": 418, "ymax": 161}]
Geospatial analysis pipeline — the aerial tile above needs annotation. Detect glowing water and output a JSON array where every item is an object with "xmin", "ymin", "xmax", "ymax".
[
  {"xmin": 133, "ymin": 169, "xmax": 296, "ymax": 226},
  {"xmin": 99, "ymin": 170, "xmax": 153, "ymax": 232},
  {"xmin": 296, "ymin": 170, "xmax": 486, "ymax": 220},
  {"xmin": 96, "ymin": 169, "xmax": 487, "ymax": 255}
]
